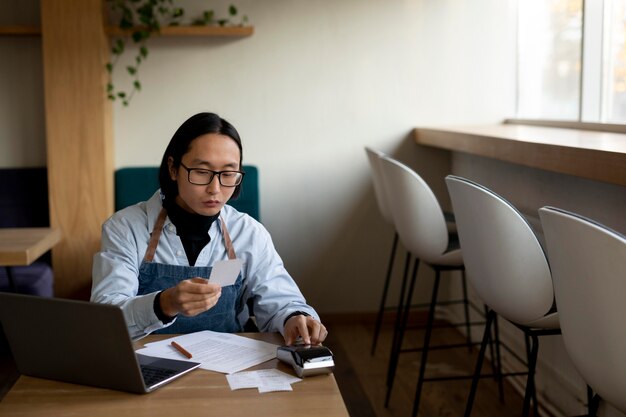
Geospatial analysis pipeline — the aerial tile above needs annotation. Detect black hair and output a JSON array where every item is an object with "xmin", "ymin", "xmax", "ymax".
[{"xmin": 158, "ymin": 112, "xmax": 244, "ymax": 203}]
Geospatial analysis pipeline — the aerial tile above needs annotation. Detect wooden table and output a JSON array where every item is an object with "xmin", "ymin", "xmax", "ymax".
[
  {"xmin": 0, "ymin": 228, "xmax": 61, "ymax": 291},
  {"xmin": 0, "ymin": 333, "xmax": 349, "ymax": 417}
]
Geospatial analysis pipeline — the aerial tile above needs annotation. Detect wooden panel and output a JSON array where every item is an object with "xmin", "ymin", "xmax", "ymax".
[
  {"xmin": 41, "ymin": 0, "xmax": 113, "ymax": 299},
  {"xmin": 414, "ymin": 124, "xmax": 626, "ymax": 187}
]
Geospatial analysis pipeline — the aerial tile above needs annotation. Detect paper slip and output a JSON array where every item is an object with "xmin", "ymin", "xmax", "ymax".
[
  {"xmin": 137, "ymin": 331, "xmax": 278, "ymax": 374},
  {"xmin": 226, "ymin": 369, "xmax": 301, "ymax": 393},
  {"xmin": 209, "ymin": 259, "xmax": 243, "ymax": 286}
]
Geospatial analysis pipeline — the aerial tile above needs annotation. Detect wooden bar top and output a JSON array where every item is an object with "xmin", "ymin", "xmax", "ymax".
[
  {"xmin": 0, "ymin": 228, "xmax": 62, "ymax": 266},
  {"xmin": 414, "ymin": 124, "xmax": 626, "ymax": 186},
  {"xmin": 0, "ymin": 333, "xmax": 349, "ymax": 417}
]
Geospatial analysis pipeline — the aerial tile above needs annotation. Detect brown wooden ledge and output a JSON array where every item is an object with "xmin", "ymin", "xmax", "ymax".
[{"xmin": 414, "ymin": 124, "xmax": 626, "ymax": 187}]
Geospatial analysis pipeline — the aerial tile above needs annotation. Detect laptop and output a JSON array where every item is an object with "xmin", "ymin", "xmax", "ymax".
[{"xmin": 0, "ymin": 292, "xmax": 201, "ymax": 394}]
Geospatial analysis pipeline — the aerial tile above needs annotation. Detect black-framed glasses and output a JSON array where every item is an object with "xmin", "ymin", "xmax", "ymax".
[{"xmin": 179, "ymin": 163, "xmax": 245, "ymax": 187}]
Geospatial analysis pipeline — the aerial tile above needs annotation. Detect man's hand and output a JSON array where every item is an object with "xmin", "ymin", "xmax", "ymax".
[
  {"xmin": 160, "ymin": 277, "xmax": 221, "ymax": 317},
  {"xmin": 284, "ymin": 314, "xmax": 328, "ymax": 345}
]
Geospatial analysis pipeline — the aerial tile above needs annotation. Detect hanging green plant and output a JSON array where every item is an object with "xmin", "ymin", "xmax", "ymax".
[{"xmin": 106, "ymin": 0, "xmax": 249, "ymax": 107}]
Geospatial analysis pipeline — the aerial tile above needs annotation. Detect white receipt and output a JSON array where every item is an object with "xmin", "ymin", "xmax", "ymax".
[
  {"xmin": 209, "ymin": 259, "xmax": 243, "ymax": 286},
  {"xmin": 226, "ymin": 369, "xmax": 301, "ymax": 393}
]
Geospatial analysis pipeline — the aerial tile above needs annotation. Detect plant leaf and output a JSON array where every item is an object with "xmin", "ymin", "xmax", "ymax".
[
  {"xmin": 132, "ymin": 30, "xmax": 146, "ymax": 43},
  {"xmin": 229, "ymin": 5, "xmax": 237, "ymax": 16},
  {"xmin": 107, "ymin": 83, "xmax": 114, "ymax": 92},
  {"xmin": 126, "ymin": 65, "xmax": 137, "ymax": 75},
  {"xmin": 115, "ymin": 39, "xmax": 124, "ymax": 53},
  {"xmin": 134, "ymin": 80, "xmax": 141, "ymax": 91},
  {"xmin": 105, "ymin": 63, "xmax": 113, "ymax": 73}
]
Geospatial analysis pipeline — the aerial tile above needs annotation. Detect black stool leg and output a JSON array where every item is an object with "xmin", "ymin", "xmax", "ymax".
[
  {"xmin": 385, "ymin": 256, "xmax": 418, "ymax": 406},
  {"xmin": 460, "ymin": 269, "xmax": 472, "ymax": 350},
  {"xmin": 522, "ymin": 333, "xmax": 539, "ymax": 417},
  {"xmin": 411, "ymin": 269, "xmax": 441, "ymax": 417},
  {"xmin": 386, "ymin": 252, "xmax": 411, "ymax": 387},
  {"xmin": 492, "ymin": 313, "xmax": 504, "ymax": 403},
  {"xmin": 587, "ymin": 388, "xmax": 600, "ymax": 417},
  {"xmin": 371, "ymin": 232, "xmax": 399, "ymax": 355},
  {"xmin": 464, "ymin": 309, "xmax": 496, "ymax": 417}
]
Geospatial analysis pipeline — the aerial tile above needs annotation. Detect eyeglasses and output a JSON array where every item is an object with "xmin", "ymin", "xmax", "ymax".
[{"xmin": 179, "ymin": 163, "xmax": 244, "ymax": 187}]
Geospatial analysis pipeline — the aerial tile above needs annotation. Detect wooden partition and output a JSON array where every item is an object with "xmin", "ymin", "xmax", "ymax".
[{"xmin": 41, "ymin": 0, "xmax": 113, "ymax": 299}]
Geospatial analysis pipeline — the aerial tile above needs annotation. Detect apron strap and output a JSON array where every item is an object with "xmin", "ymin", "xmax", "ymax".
[
  {"xmin": 142, "ymin": 207, "xmax": 237, "ymax": 262},
  {"xmin": 220, "ymin": 217, "xmax": 237, "ymax": 260},
  {"xmin": 144, "ymin": 208, "xmax": 168, "ymax": 263}
]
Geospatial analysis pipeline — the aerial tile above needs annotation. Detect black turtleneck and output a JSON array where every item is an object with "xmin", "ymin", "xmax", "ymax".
[{"xmin": 163, "ymin": 197, "xmax": 219, "ymax": 266}]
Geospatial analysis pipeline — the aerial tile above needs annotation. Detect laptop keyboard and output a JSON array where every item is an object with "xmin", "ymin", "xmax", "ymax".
[{"xmin": 140, "ymin": 365, "xmax": 179, "ymax": 387}]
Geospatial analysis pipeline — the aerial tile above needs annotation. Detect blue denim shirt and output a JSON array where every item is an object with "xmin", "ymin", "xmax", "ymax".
[{"xmin": 91, "ymin": 191, "xmax": 318, "ymax": 340}]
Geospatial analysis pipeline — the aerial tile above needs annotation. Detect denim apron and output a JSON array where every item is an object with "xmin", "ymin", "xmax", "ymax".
[{"xmin": 137, "ymin": 208, "xmax": 244, "ymax": 334}]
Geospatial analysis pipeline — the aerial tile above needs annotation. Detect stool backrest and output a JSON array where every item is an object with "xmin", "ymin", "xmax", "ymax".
[
  {"xmin": 379, "ymin": 156, "xmax": 449, "ymax": 262},
  {"xmin": 114, "ymin": 165, "xmax": 260, "ymax": 222},
  {"xmin": 539, "ymin": 207, "xmax": 626, "ymax": 413},
  {"xmin": 445, "ymin": 175, "xmax": 554, "ymax": 326},
  {"xmin": 364, "ymin": 147, "xmax": 394, "ymax": 225}
]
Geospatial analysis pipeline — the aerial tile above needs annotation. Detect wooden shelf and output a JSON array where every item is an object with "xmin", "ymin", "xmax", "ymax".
[
  {"xmin": 106, "ymin": 25, "xmax": 253, "ymax": 37},
  {"xmin": 414, "ymin": 124, "xmax": 626, "ymax": 187},
  {"xmin": 0, "ymin": 26, "xmax": 41, "ymax": 36},
  {"xmin": 0, "ymin": 25, "xmax": 254, "ymax": 37}
]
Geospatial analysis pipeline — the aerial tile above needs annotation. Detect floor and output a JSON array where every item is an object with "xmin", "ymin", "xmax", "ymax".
[{"xmin": 324, "ymin": 313, "xmax": 547, "ymax": 417}]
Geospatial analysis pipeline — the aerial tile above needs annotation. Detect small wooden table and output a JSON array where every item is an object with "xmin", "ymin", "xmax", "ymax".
[
  {"xmin": 0, "ymin": 333, "xmax": 349, "ymax": 417},
  {"xmin": 0, "ymin": 228, "xmax": 61, "ymax": 291}
]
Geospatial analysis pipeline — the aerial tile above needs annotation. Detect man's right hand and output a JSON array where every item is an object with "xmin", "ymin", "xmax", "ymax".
[{"xmin": 159, "ymin": 277, "xmax": 222, "ymax": 317}]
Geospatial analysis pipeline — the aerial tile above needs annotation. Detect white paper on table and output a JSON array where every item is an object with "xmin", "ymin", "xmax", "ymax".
[
  {"xmin": 209, "ymin": 259, "xmax": 243, "ymax": 286},
  {"xmin": 257, "ymin": 383, "xmax": 293, "ymax": 393},
  {"xmin": 226, "ymin": 369, "xmax": 301, "ymax": 393},
  {"xmin": 136, "ymin": 331, "xmax": 278, "ymax": 374}
]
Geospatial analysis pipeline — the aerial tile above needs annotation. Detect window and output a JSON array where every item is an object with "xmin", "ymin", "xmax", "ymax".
[
  {"xmin": 603, "ymin": 0, "xmax": 626, "ymax": 122},
  {"xmin": 517, "ymin": 0, "xmax": 626, "ymax": 124}
]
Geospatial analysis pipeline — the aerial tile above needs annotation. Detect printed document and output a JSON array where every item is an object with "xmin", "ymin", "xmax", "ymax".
[{"xmin": 135, "ymin": 331, "xmax": 277, "ymax": 374}]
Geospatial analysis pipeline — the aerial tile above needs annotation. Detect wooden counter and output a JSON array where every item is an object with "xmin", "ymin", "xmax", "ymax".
[{"xmin": 414, "ymin": 124, "xmax": 626, "ymax": 186}]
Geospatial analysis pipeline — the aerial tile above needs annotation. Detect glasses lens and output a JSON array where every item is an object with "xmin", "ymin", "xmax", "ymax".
[
  {"xmin": 219, "ymin": 171, "xmax": 243, "ymax": 186},
  {"xmin": 188, "ymin": 169, "xmax": 214, "ymax": 185}
]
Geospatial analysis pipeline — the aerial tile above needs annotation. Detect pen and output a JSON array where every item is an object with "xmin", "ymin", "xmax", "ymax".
[{"xmin": 171, "ymin": 341, "xmax": 193, "ymax": 359}]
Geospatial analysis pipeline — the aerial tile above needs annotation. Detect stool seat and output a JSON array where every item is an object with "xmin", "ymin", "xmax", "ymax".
[
  {"xmin": 446, "ymin": 175, "xmax": 561, "ymax": 417},
  {"xmin": 540, "ymin": 207, "xmax": 626, "ymax": 414}
]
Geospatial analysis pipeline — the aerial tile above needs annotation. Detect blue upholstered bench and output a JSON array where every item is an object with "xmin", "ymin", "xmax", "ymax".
[{"xmin": 0, "ymin": 168, "xmax": 54, "ymax": 296}]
